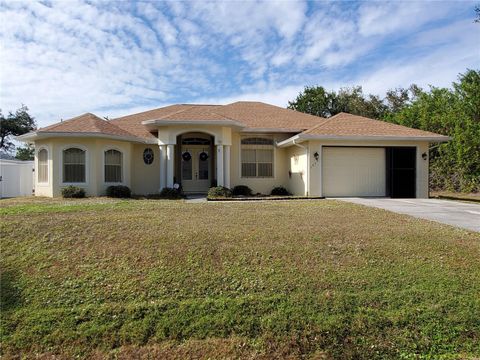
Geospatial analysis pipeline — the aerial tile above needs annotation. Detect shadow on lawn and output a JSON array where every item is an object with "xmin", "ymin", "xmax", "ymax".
[{"xmin": 0, "ymin": 269, "xmax": 23, "ymax": 312}]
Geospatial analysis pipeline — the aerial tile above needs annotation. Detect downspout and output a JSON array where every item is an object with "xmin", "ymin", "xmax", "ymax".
[{"xmin": 293, "ymin": 139, "xmax": 309, "ymax": 196}]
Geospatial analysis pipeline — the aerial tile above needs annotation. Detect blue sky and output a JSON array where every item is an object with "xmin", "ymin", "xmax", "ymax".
[{"xmin": 0, "ymin": 0, "xmax": 479, "ymax": 128}]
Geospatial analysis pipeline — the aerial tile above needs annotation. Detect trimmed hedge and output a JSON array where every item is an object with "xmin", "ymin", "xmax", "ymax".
[
  {"xmin": 106, "ymin": 185, "xmax": 131, "ymax": 198},
  {"xmin": 232, "ymin": 185, "xmax": 253, "ymax": 196},
  {"xmin": 158, "ymin": 187, "xmax": 184, "ymax": 199},
  {"xmin": 271, "ymin": 186, "xmax": 290, "ymax": 196},
  {"xmin": 61, "ymin": 186, "xmax": 85, "ymax": 198},
  {"xmin": 207, "ymin": 186, "xmax": 232, "ymax": 198}
]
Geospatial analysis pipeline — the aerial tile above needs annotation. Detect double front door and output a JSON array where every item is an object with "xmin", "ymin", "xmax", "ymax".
[{"xmin": 181, "ymin": 145, "xmax": 211, "ymax": 193}]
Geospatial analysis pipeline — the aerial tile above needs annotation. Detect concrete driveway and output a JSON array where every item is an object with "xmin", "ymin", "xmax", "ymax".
[{"xmin": 337, "ymin": 198, "xmax": 480, "ymax": 232}]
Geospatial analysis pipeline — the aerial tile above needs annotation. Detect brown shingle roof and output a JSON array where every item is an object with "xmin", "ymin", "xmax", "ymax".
[
  {"xmin": 110, "ymin": 102, "xmax": 324, "ymax": 137},
  {"xmin": 214, "ymin": 101, "xmax": 323, "ymax": 130},
  {"xmin": 38, "ymin": 113, "xmax": 134, "ymax": 138},
  {"xmin": 156, "ymin": 105, "xmax": 231, "ymax": 121},
  {"xmin": 26, "ymin": 104, "xmax": 447, "ymax": 143},
  {"xmin": 302, "ymin": 112, "xmax": 447, "ymax": 138}
]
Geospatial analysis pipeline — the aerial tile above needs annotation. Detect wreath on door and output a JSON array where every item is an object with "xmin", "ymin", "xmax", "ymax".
[
  {"xmin": 182, "ymin": 151, "xmax": 191, "ymax": 161},
  {"xmin": 199, "ymin": 151, "xmax": 209, "ymax": 161}
]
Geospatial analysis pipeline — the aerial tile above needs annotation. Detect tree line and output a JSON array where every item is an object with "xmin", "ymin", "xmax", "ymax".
[
  {"xmin": 288, "ymin": 69, "xmax": 480, "ymax": 192},
  {"xmin": 1, "ymin": 70, "xmax": 479, "ymax": 192},
  {"xmin": 0, "ymin": 105, "xmax": 36, "ymax": 160}
]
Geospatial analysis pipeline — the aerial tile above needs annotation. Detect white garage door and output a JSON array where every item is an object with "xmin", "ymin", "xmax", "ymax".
[{"xmin": 323, "ymin": 147, "xmax": 386, "ymax": 197}]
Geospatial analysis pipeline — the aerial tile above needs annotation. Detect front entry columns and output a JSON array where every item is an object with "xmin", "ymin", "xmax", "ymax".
[
  {"xmin": 215, "ymin": 144, "xmax": 230, "ymax": 188},
  {"xmin": 166, "ymin": 144, "xmax": 174, "ymax": 188},
  {"xmin": 159, "ymin": 145, "xmax": 166, "ymax": 190},
  {"xmin": 217, "ymin": 145, "xmax": 224, "ymax": 187},
  {"xmin": 223, "ymin": 145, "xmax": 231, "ymax": 188}
]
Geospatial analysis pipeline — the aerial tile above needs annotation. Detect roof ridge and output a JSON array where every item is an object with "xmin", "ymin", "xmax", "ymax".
[
  {"xmin": 178, "ymin": 103, "xmax": 220, "ymax": 106},
  {"xmin": 302, "ymin": 116, "xmax": 334, "ymax": 134},
  {"xmin": 39, "ymin": 112, "xmax": 98, "ymax": 131},
  {"xmin": 204, "ymin": 107, "xmax": 240, "ymax": 123},
  {"xmin": 156, "ymin": 105, "xmax": 236, "ymax": 121},
  {"xmin": 154, "ymin": 105, "xmax": 196, "ymax": 120},
  {"xmin": 101, "ymin": 117, "xmax": 136, "ymax": 136}
]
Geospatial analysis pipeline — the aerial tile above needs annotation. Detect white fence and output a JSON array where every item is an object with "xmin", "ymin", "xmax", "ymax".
[{"xmin": 0, "ymin": 159, "xmax": 34, "ymax": 198}]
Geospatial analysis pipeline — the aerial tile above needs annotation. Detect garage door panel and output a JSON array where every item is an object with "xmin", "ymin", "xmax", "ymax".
[{"xmin": 323, "ymin": 147, "xmax": 386, "ymax": 197}]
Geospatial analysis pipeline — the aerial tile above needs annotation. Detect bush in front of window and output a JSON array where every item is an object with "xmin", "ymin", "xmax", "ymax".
[
  {"xmin": 207, "ymin": 186, "xmax": 232, "ymax": 198},
  {"xmin": 106, "ymin": 185, "xmax": 131, "ymax": 198},
  {"xmin": 158, "ymin": 187, "xmax": 184, "ymax": 199},
  {"xmin": 232, "ymin": 185, "xmax": 253, "ymax": 196},
  {"xmin": 271, "ymin": 186, "xmax": 290, "ymax": 196},
  {"xmin": 61, "ymin": 186, "xmax": 86, "ymax": 198}
]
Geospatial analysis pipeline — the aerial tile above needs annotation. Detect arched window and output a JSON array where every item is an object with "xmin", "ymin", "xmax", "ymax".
[
  {"xmin": 37, "ymin": 148, "xmax": 48, "ymax": 183},
  {"xmin": 104, "ymin": 149, "xmax": 122, "ymax": 183},
  {"xmin": 63, "ymin": 148, "xmax": 86, "ymax": 183},
  {"xmin": 241, "ymin": 137, "xmax": 274, "ymax": 178}
]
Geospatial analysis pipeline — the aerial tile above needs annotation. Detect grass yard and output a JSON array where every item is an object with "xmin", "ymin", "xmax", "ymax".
[
  {"xmin": 430, "ymin": 191, "xmax": 480, "ymax": 203},
  {"xmin": 1, "ymin": 197, "xmax": 479, "ymax": 359}
]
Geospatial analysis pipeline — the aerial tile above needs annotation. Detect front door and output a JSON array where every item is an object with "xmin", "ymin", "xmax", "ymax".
[{"xmin": 181, "ymin": 145, "xmax": 211, "ymax": 193}]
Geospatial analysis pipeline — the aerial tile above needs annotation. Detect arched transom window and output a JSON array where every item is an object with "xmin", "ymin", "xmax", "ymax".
[
  {"xmin": 241, "ymin": 137, "xmax": 274, "ymax": 178},
  {"xmin": 37, "ymin": 148, "xmax": 48, "ymax": 183},
  {"xmin": 104, "ymin": 149, "xmax": 122, "ymax": 183},
  {"xmin": 63, "ymin": 148, "xmax": 86, "ymax": 183}
]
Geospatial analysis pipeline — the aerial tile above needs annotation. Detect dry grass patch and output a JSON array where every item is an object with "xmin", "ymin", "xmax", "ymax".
[{"xmin": 1, "ymin": 198, "xmax": 479, "ymax": 359}]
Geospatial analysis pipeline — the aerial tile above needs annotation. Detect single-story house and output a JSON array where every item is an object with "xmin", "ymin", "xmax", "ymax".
[{"xmin": 18, "ymin": 101, "xmax": 449, "ymax": 198}]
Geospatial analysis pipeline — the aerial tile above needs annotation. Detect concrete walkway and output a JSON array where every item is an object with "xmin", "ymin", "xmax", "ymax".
[
  {"xmin": 185, "ymin": 194, "xmax": 207, "ymax": 203},
  {"xmin": 337, "ymin": 198, "xmax": 480, "ymax": 232}
]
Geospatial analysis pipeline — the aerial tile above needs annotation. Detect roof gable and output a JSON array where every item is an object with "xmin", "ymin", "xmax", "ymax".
[
  {"xmin": 38, "ymin": 113, "xmax": 133, "ymax": 138},
  {"xmin": 214, "ymin": 102, "xmax": 323, "ymax": 130},
  {"xmin": 302, "ymin": 112, "xmax": 447, "ymax": 138},
  {"xmin": 110, "ymin": 101, "xmax": 325, "ymax": 135},
  {"xmin": 20, "ymin": 104, "xmax": 448, "ymax": 144}
]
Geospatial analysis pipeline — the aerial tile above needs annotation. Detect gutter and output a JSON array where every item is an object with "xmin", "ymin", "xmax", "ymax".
[
  {"xmin": 15, "ymin": 131, "xmax": 157, "ymax": 144},
  {"xmin": 277, "ymin": 134, "xmax": 451, "ymax": 148}
]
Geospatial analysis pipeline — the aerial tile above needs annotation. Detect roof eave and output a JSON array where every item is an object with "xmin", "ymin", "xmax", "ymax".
[
  {"xmin": 277, "ymin": 134, "xmax": 451, "ymax": 147},
  {"xmin": 277, "ymin": 135, "xmax": 304, "ymax": 147},
  {"xmin": 16, "ymin": 131, "xmax": 157, "ymax": 144}
]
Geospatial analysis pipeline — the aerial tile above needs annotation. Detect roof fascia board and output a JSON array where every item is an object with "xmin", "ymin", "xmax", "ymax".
[
  {"xmin": 16, "ymin": 132, "xmax": 157, "ymax": 144},
  {"xmin": 277, "ymin": 134, "xmax": 451, "ymax": 147},
  {"xmin": 299, "ymin": 134, "xmax": 451, "ymax": 142}
]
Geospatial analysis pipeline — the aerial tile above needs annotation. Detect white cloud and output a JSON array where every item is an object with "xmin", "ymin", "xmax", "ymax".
[
  {"xmin": 0, "ymin": 0, "xmax": 477, "ymax": 130},
  {"xmin": 357, "ymin": 1, "xmax": 456, "ymax": 37}
]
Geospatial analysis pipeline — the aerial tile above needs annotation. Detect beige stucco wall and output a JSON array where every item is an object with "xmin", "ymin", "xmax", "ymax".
[
  {"xmin": 286, "ymin": 145, "xmax": 308, "ymax": 196},
  {"xmin": 32, "ymin": 132, "xmax": 430, "ymax": 199},
  {"xmin": 306, "ymin": 140, "xmax": 430, "ymax": 198},
  {"xmin": 131, "ymin": 144, "xmax": 160, "ymax": 195},
  {"xmin": 33, "ymin": 138, "xmax": 133, "ymax": 197},
  {"xmin": 158, "ymin": 125, "xmax": 232, "ymax": 145},
  {"xmin": 229, "ymin": 132, "xmax": 292, "ymax": 195}
]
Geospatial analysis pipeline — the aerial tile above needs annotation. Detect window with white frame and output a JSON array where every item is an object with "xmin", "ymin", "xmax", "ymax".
[
  {"xmin": 104, "ymin": 149, "xmax": 122, "ymax": 183},
  {"xmin": 63, "ymin": 148, "xmax": 86, "ymax": 183},
  {"xmin": 241, "ymin": 137, "xmax": 274, "ymax": 178},
  {"xmin": 37, "ymin": 148, "xmax": 48, "ymax": 183}
]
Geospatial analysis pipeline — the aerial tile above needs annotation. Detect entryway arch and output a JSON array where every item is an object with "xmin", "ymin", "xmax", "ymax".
[{"xmin": 176, "ymin": 132, "xmax": 214, "ymax": 193}]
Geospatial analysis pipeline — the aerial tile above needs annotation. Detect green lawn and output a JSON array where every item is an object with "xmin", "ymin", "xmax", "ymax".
[
  {"xmin": 1, "ymin": 197, "xmax": 479, "ymax": 359},
  {"xmin": 430, "ymin": 191, "xmax": 480, "ymax": 203}
]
